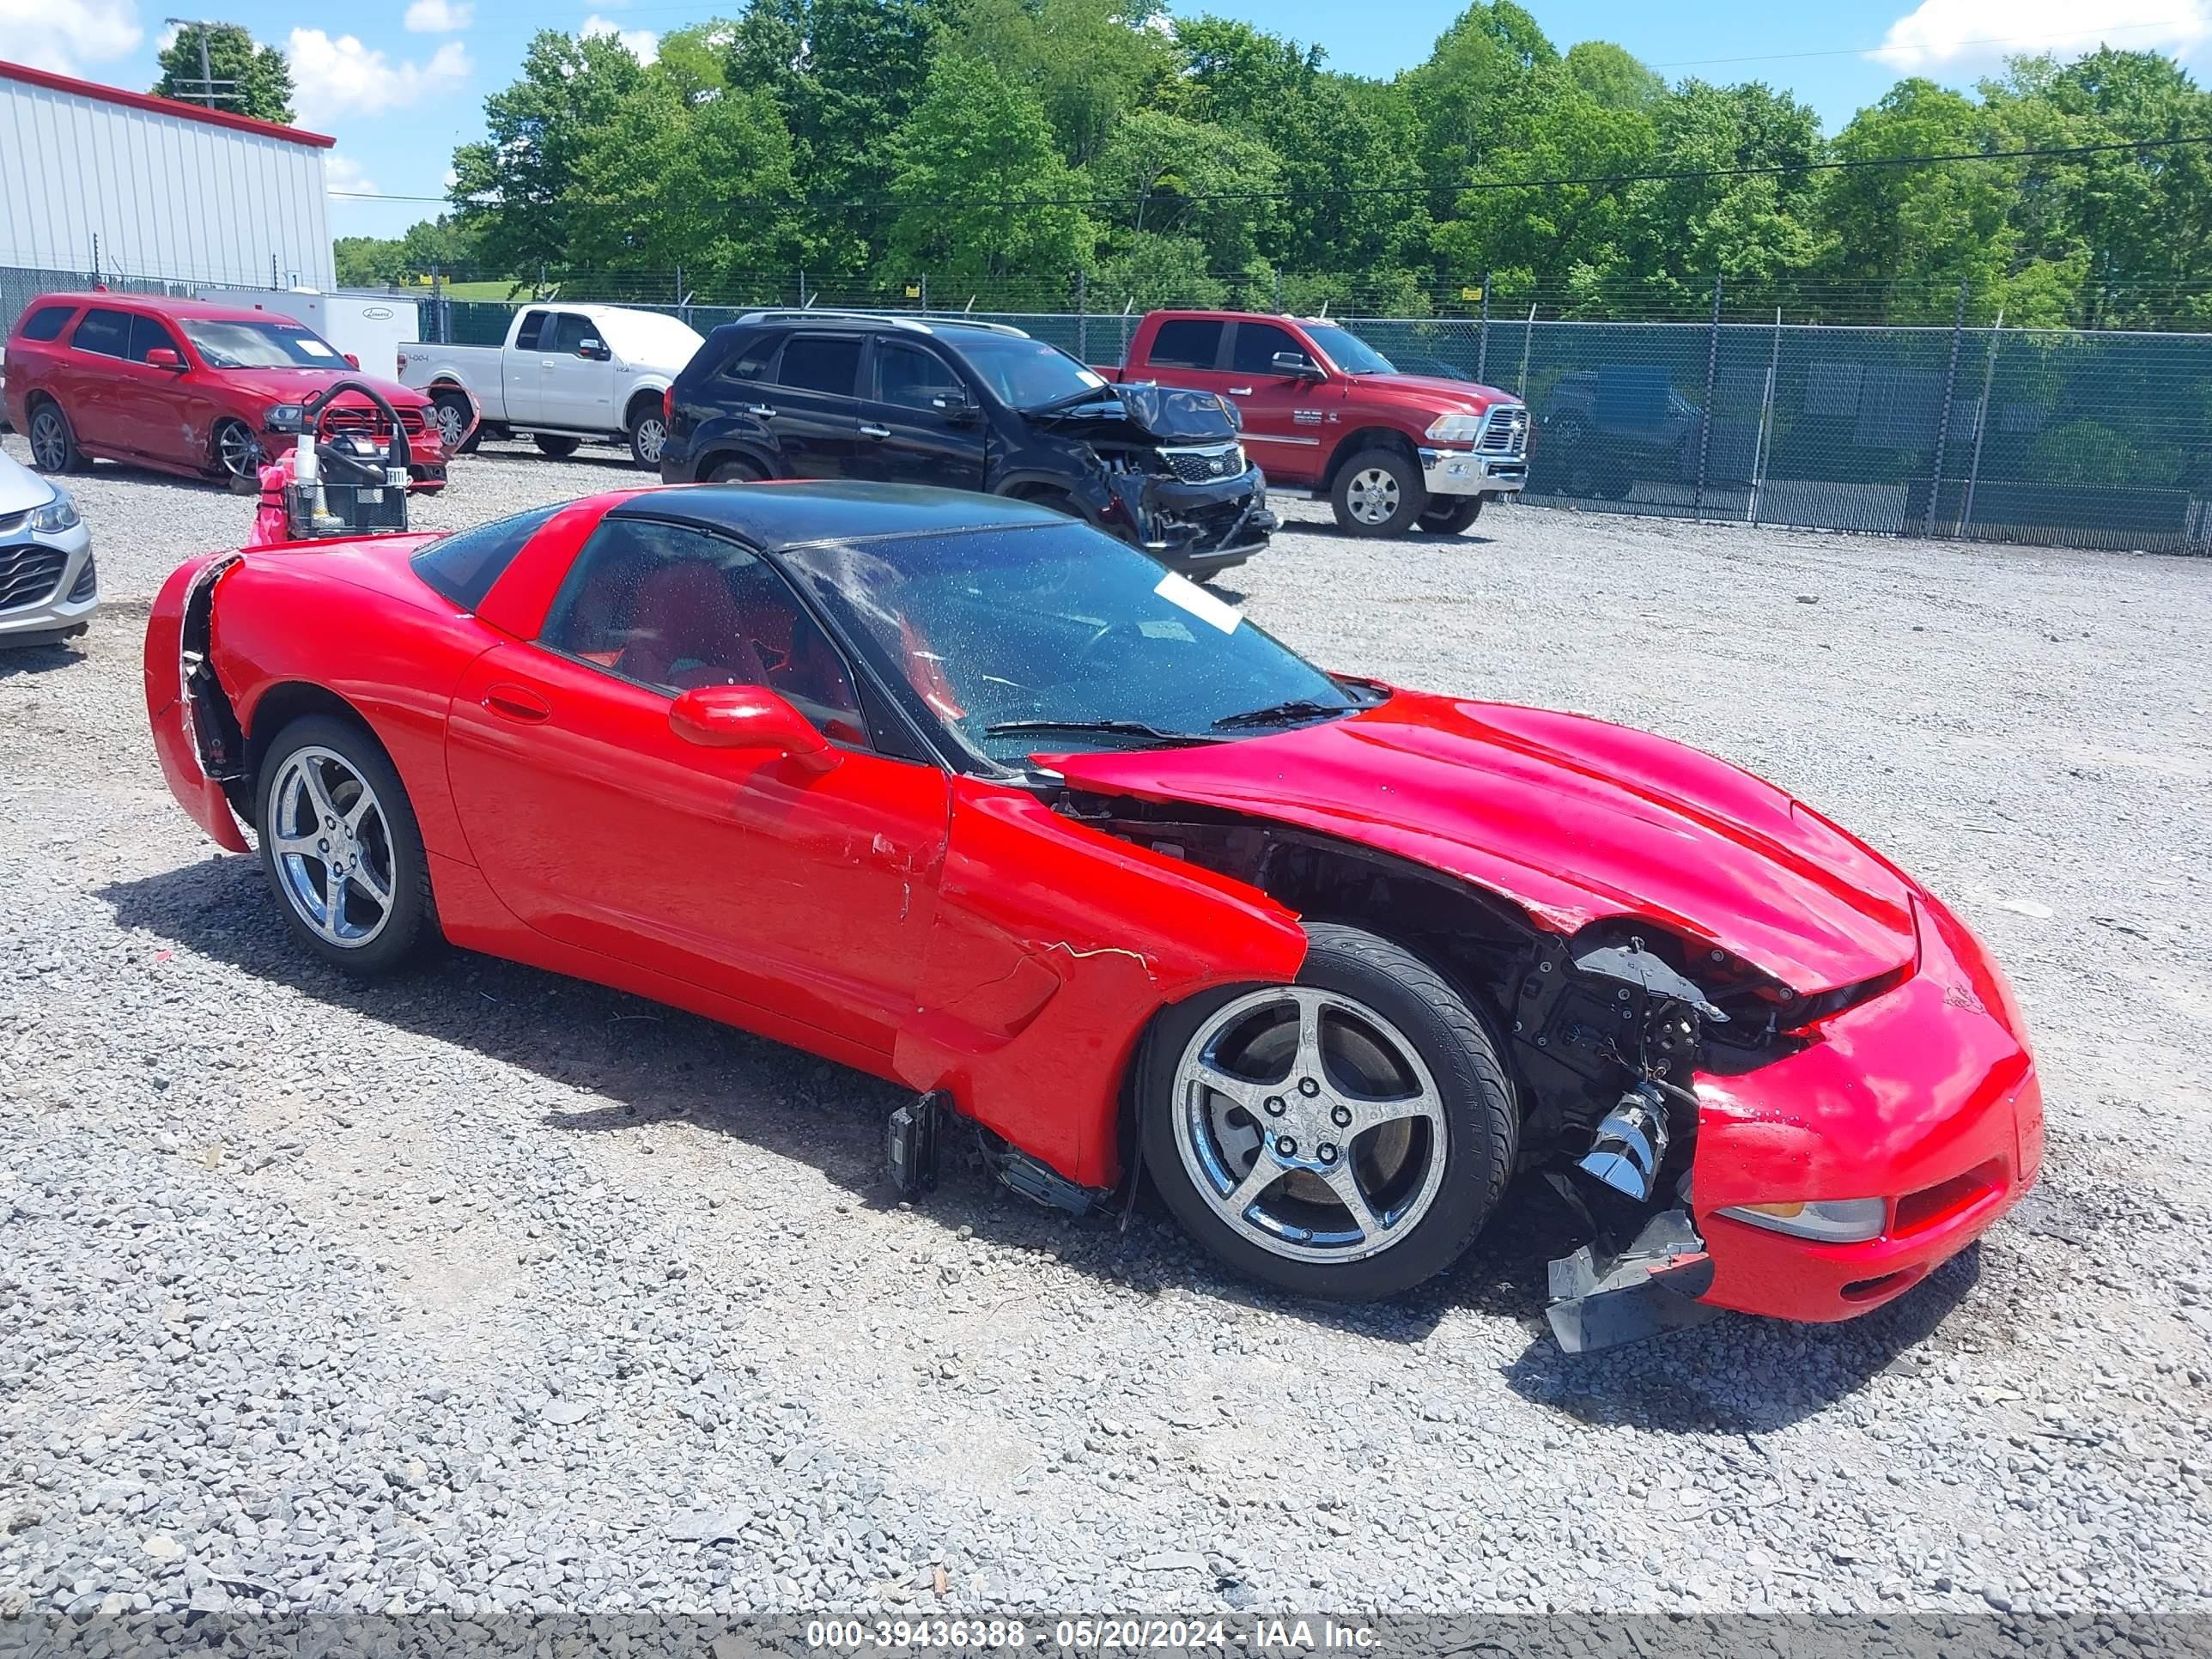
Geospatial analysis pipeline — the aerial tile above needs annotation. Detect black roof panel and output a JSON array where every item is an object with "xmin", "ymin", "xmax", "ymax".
[{"xmin": 609, "ymin": 481, "xmax": 1068, "ymax": 550}]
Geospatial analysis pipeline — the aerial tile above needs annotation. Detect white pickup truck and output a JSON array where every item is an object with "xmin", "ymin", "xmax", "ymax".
[{"xmin": 398, "ymin": 302, "xmax": 705, "ymax": 468}]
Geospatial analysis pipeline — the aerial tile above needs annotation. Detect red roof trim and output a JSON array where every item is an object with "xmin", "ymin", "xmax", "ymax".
[{"xmin": 0, "ymin": 58, "xmax": 337, "ymax": 149}]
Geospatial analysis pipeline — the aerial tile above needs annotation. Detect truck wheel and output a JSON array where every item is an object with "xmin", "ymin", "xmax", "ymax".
[
  {"xmin": 1330, "ymin": 448, "xmax": 1426, "ymax": 537},
  {"xmin": 1141, "ymin": 921, "xmax": 1518, "ymax": 1302},
  {"xmin": 27, "ymin": 398, "xmax": 83, "ymax": 473},
  {"xmin": 534, "ymin": 434, "xmax": 581, "ymax": 459},
  {"xmin": 1419, "ymin": 498, "xmax": 1484, "ymax": 534},
  {"xmin": 627, "ymin": 403, "xmax": 669, "ymax": 469},
  {"xmin": 430, "ymin": 391, "xmax": 480, "ymax": 455}
]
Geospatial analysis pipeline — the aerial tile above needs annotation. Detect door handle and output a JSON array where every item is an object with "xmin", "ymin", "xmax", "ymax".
[
  {"xmin": 860, "ymin": 422, "xmax": 891, "ymax": 440},
  {"xmin": 1227, "ymin": 386, "xmax": 1254, "ymax": 396},
  {"xmin": 482, "ymin": 684, "xmax": 550, "ymax": 723},
  {"xmin": 744, "ymin": 404, "xmax": 777, "ymax": 419}
]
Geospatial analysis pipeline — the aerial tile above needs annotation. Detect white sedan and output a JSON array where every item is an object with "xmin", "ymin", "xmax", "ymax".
[{"xmin": 0, "ymin": 446, "xmax": 95, "ymax": 648}]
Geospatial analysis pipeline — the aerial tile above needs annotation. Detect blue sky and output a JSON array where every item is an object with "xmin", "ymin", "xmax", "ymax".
[{"xmin": 8, "ymin": 0, "xmax": 2207, "ymax": 240}]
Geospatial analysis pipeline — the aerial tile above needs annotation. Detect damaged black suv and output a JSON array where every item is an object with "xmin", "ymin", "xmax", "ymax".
[{"xmin": 659, "ymin": 313, "xmax": 1274, "ymax": 579}]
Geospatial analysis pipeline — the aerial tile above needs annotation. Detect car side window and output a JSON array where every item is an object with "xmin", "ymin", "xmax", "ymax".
[
  {"xmin": 1148, "ymin": 318, "xmax": 1224, "ymax": 370},
  {"xmin": 716, "ymin": 331, "xmax": 778, "ymax": 385},
  {"xmin": 71, "ymin": 307, "xmax": 135, "ymax": 358},
  {"xmin": 775, "ymin": 335, "xmax": 861, "ymax": 397},
  {"xmin": 514, "ymin": 310, "xmax": 548, "ymax": 351},
  {"xmin": 541, "ymin": 518, "xmax": 871, "ymax": 749},
  {"xmin": 17, "ymin": 305, "xmax": 75, "ymax": 343},
  {"xmin": 127, "ymin": 314, "xmax": 186, "ymax": 364},
  {"xmin": 873, "ymin": 340, "xmax": 965, "ymax": 410},
  {"xmin": 550, "ymin": 313, "xmax": 595, "ymax": 355},
  {"xmin": 1231, "ymin": 321, "xmax": 1305, "ymax": 375}
]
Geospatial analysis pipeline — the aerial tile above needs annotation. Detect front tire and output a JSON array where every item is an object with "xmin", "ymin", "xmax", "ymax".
[
  {"xmin": 1329, "ymin": 447, "xmax": 1427, "ymax": 536},
  {"xmin": 628, "ymin": 403, "xmax": 669, "ymax": 469},
  {"xmin": 1141, "ymin": 922, "xmax": 1517, "ymax": 1301},
  {"xmin": 1419, "ymin": 497, "xmax": 1484, "ymax": 534},
  {"xmin": 213, "ymin": 419, "xmax": 262, "ymax": 485},
  {"xmin": 430, "ymin": 390, "xmax": 481, "ymax": 455},
  {"xmin": 27, "ymin": 398, "xmax": 83, "ymax": 473},
  {"xmin": 534, "ymin": 434, "xmax": 581, "ymax": 459},
  {"xmin": 255, "ymin": 714, "xmax": 438, "ymax": 977}
]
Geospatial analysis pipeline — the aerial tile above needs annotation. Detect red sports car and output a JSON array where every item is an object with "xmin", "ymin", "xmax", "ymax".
[
  {"xmin": 6, "ymin": 292, "xmax": 451, "ymax": 490},
  {"xmin": 143, "ymin": 483, "xmax": 2042, "ymax": 1347}
]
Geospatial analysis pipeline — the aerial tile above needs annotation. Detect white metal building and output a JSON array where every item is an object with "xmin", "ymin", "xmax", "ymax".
[{"xmin": 0, "ymin": 58, "xmax": 335, "ymax": 291}]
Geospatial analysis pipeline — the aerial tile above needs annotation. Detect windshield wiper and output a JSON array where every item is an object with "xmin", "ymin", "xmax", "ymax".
[
  {"xmin": 985, "ymin": 717, "xmax": 1218, "ymax": 745},
  {"xmin": 1027, "ymin": 389, "xmax": 1117, "ymax": 416},
  {"xmin": 1210, "ymin": 698, "xmax": 1352, "ymax": 731}
]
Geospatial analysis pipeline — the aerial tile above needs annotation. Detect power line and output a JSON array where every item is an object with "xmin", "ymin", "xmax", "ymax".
[{"xmin": 331, "ymin": 131, "xmax": 2212, "ymax": 212}]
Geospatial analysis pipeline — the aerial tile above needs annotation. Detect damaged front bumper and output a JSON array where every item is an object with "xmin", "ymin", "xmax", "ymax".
[
  {"xmin": 1547, "ymin": 894, "xmax": 2043, "ymax": 1349},
  {"xmin": 1108, "ymin": 468, "xmax": 1275, "ymax": 579}
]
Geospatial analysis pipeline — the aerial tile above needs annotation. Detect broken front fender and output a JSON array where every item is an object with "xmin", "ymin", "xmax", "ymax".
[
  {"xmin": 144, "ymin": 553, "xmax": 250, "ymax": 853},
  {"xmin": 894, "ymin": 780, "xmax": 1310, "ymax": 1190}
]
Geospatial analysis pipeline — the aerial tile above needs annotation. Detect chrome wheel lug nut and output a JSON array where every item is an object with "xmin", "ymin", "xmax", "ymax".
[
  {"xmin": 1276, "ymin": 1136, "xmax": 1297, "ymax": 1158},
  {"xmin": 1297, "ymin": 1078, "xmax": 1320, "ymax": 1097},
  {"xmin": 1317, "ymin": 1144, "xmax": 1338, "ymax": 1164},
  {"xmin": 1263, "ymin": 1097, "xmax": 1285, "ymax": 1116},
  {"xmin": 1331, "ymin": 1105, "xmax": 1352, "ymax": 1128}
]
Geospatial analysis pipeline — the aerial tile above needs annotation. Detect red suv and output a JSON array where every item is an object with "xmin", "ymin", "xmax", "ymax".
[{"xmin": 4, "ymin": 292, "xmax": 451, "ymax": 490}]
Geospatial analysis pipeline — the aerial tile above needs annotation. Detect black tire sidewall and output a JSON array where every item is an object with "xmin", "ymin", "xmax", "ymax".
[
  {"xmin": 708, "ymin": 459, "xmax": 761, "ymax": 483},
  {"xmin": 432, "ymin": 392, "xmax": 481, "ymax": 455},
  {"xmin": 30, "ymin": 400, "xmax": 82, "ymax": 472},
  {"xmin": 213, "ymin": 421, "xmax": 261, "ymax": 483},
  {"xmin": 534, "ymin": 435, "xmax": 580, "ymax": 459},
  {"xmin": 628, "ymin": 406, "xmax": 666, "ymax": 469},
  {"xmin": 1140, "ymin": 921, "xmax": 1516, "ymax": 1302},
  {"xmin": 255, "ymin": 714, "xmax": 437, "ymax": 977},
  {"xmin": 1330, "ymin": 447, "xmax": 1427, "ymax": 536},
  {"xmin": 1420, "ymin": 497, "xmax": 1484, "ymax": 534}
]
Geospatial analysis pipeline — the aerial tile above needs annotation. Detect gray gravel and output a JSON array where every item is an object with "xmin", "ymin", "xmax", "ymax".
[{"xmin": 3, "ymin": 431, "xmax": 2210, "ymax": 1622}]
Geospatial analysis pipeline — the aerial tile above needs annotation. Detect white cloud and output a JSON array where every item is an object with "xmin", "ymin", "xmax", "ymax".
[
  {"xmin": 580, "ymin": 14, "xmax": 659, "ymax": 61},
  {"xmin": 286, "ymin": 29, "xmax": 471, "ymax": 121},
  {"xmin": 325, "ymin": 153, "xmax": 380, "ymax": 196},
  {"xmin": 0, "ymin": 0, "xmax": 142, "ymax": 74},
  {"xmin": 1870, "ymin": 0, "xmax": 2212, "ymax": 70},
  {"xmin": 404, "ymin": 0, "xmax": 473, "ymax": 31}
]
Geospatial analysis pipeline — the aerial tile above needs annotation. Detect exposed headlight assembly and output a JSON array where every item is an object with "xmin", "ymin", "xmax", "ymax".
[
  {"xmin": 1717, "ymin": 1198, "xmax": 1886, "ymax": 1242},
  {"xmin": 28, "ymin": 487, "xmax": 81, "ymax": 533},
  {"xmin": 1425, "ymin": 412, "xmax": 1484, "ymax": 443}
]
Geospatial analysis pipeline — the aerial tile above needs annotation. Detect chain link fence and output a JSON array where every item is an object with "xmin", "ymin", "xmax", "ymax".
[{"xmin": 9, "ymin": 263, "xmax": 2211, "ymax": 554}]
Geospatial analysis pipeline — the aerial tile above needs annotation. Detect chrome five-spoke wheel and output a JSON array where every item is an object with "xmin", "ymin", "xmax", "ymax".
[
  {"xmin": 1171, "ymin": 985, "xmax": 1449, "ymax": 1265},
  {"xmin": 265, "ymin": 745, "xmax": 396, "ymax": 949}
]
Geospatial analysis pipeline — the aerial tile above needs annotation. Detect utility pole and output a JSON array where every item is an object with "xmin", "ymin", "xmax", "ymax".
[{"xmin": 162, "ymin": 19, "xmax": 235, "ymax": 109}]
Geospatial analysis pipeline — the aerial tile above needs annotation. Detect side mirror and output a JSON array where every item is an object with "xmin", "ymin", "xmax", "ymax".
[
  {"xmin": 668, "ymin": 683, "xmax": 838, "ymax": 773},
  {"xmin": 343, "ymin": 352, "xmax": 361, "ymax": 369},
  {"xmin": 1272, "ymin": 350, "xmax": 1322, "ymax": 381},
  {"xmin": 579, "ymin": 337, "xmax": 611, "ymax": 361},
  {"xmin": 144, "ymin": 347, "xmax": 185, "ymax": 371},
  {"xmin": 930, "ymin": 387, "xmax": 977, "ymax": 421}
]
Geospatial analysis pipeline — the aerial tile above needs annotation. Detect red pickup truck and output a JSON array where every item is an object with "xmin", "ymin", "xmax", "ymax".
[{"xmin": 1097, "ymin": 310, "xmax": 1528, "ymax": 537}]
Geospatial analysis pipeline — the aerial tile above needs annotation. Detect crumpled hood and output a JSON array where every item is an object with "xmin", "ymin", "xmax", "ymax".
[
  {"xmin": 1042, "ymin": 381, "xmax": 1239, "ymax": 443},
  {"xmin": 1048, "ymin": 690, "xmax": 1921, "ymax": 994},
  {"xmin": 216, "ymin": 367, "xmax": 432, "ymax": 409}
]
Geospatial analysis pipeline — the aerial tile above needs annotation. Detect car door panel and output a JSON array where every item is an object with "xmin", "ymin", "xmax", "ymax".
[
  {"xmin": 765, "ymin": 334, "xmax": 863, "ymax": 478},
  {"xmin": 503, "ymin": 309, "xmax": 552, "ymax": 424},
  {"xmin": 1224, "ymin": 319, "xmax": 1328, "ymax": 488},
  {"xmin": 540, "ymin": 312, "xmax": 615, "ymax": 429},
  {"xmin": 121, "ymin": 313, "xmax": 204, "ymax": 466},
  {"xmin": 854, "ymin": 337, "xmax": 987, "ymax": 489},
  {"xmin": 65, "ymin": 307, "xmax": 137, "ymax": 459}
]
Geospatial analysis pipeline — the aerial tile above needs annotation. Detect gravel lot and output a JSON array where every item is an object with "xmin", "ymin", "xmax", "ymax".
[{"xmin": 3, "ymin": 431, "xmax": 2209, "ymax": 1624}]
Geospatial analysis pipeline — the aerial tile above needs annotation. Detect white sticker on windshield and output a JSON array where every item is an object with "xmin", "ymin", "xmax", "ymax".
[
  {"xmin": 1153, "ymin": 571, "xmax": 1242, "ymax": 635},
  {"xmin": 295, "ymin": 337, "xmax": 337, "ymax": 357}
]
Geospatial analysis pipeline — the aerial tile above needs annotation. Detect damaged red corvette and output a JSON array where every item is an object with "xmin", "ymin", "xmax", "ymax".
[{"xmin": 143, "ymin": 483, "xmax": 2042, "ymax": 1348}]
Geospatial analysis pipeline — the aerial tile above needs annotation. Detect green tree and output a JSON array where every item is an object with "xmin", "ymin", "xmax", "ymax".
[
  {"xmin": 956, "ymin": 0, "xmax": 1178, "ymax": 167},
  {"xmin": 1091, "ymin": 232, "xmax": 1230, "ymax": 311},
  {"xmin": 1091, "ymin": 109, "xmax": 1283, "ymax": 270},
  {"xmin": 450, "ymin": 29, "xmax": 647, "ymax": 276},
  {"xmin": 878, "ymin": 53, "xmax": 1093, "ymax": 280},
  {"xmin": 153, "ymin": 22, "xmax": 295, "ymax": 125},
  {"xmin": 1565, "ymin": 41, "xmax": 1665, "ymax": 113}
]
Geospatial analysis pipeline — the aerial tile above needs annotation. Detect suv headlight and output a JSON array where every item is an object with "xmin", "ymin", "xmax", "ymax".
[
  {"xmin": 1425, "ymin": 412, "xmax": 1484, "ymax": 443},
  {"xmin": 28, "ymin": 487, "xmax": 81, "ymax": 533},
  {"xmin": 1717, "ymin": 1198, "xmax": 1886, "ymax": 1243}
]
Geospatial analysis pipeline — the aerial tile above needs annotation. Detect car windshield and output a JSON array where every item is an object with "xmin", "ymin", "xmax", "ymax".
[
  {"xmin": 945, "ymin": 331, "xmax": 1108, "ymax": 411},
  {"xmin": 779, "ymin": 520, "xmax": 1362, "ymax": 765},
  {"xmin": 179, "ymin": 318, "xmax": 347, "ymax": 369},
  {"xmin": 1305, "ymin": 323, "xmax": 1397, "ymax": 376}
]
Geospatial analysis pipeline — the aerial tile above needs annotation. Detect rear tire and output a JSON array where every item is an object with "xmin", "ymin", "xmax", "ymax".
[
  {"xmin": 430, "ymin": 390, "xmax": 481, "ymax": 455},
  {"xmin": 254, "ymin": 714, "xmax": 438, "ymax": 979},
  {"xmin": 533, "ymin": 434, "xmax": 581, "ymax": 459},
  {"xmin": 26, "ymin": 398, "xmax": 82, "ymax": 473},
  {"xmin": 1329, "ymin": 447, "xmax": 1426, "ymax": 536},
  {"xmin": 708, "ymin": 458, "xmax": 762, "ymax": 483},
  {"xmin": 1419, "ymin": 497, "xmax": 1484, "ymax": 534},
  {"xmin": 1141, "ymin": 921, "xmax": 1517, "ymax": 1302}
]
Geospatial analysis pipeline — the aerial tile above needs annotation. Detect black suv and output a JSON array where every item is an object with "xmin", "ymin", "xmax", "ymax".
[{"xmin": 659, "ymin": 312, "xmax": 1274, "ymax": 578}]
